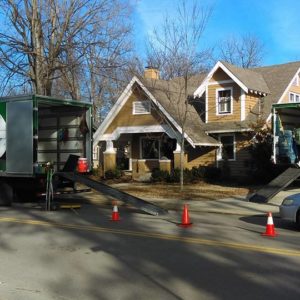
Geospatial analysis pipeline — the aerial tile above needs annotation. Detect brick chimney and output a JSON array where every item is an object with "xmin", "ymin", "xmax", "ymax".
[{"xmin": 144, "ymin": 66, "xmax": 160, "ymax": 80}]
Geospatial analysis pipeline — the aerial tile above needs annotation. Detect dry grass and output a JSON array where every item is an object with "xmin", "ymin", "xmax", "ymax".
[{"xmin": 109, "ymin": 181, "xmax": 255, "ymax": 201}]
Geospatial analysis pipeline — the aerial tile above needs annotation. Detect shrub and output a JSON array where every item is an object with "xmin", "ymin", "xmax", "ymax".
[
  {"xmin": 202, "ymin": 166, "xmax": 222, "ymax": 182},
  {"xmin": 150, "ymin": 166, "xmax": 222, "ymax": 183},
  {"xmin": 104, "ymin": 168, "xmax": 122, "ymax": 179},
  {"xmin": 151, "ymin": 168, "xmax": 169, "ymax": 182},
  {"xmin": 166, "ymin": 168, "xmax": 180, "ymax": 183}
]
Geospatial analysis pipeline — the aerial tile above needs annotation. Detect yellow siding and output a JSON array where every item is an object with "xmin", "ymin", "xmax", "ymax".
[
  {"xmin": 245, "ymin": 93, "xmax": 260, "ymax": 117},
  {"xmin": 218, "ymin": 134, "xmax": 252, "ymax": 177},
  {"xmin": 210, "ymin": 68, "xmax": 231, "ymax": 82},
  {"xmin": 281, "ymin": 84, "xmax": 300, "ymax": 103},
  {"xmin": 185, "ymin": 146, "xmax": 216, "ymax": 169},
  {"xmin": 207, "ymin": 82, "xmax": 241, "ymax": 122},
  {"xmin": 105, "ymin": 88, "xmax": 164, "ymax": 134}
]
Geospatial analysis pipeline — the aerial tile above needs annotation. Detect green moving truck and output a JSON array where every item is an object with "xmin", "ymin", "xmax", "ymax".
[{"xmin": 0, "ymin": 95, "xmax": 92, "ymax": 205}]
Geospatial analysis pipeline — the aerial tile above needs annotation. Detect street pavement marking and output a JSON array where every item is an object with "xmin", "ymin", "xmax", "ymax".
[{"xmin": 0, "ymin": 216, "xmax": 300, "ymax": 257}]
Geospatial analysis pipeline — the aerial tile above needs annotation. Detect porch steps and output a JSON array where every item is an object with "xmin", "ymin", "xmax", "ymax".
[
  {"xmin": 57, "ymin": 172, "xmax": 168, "ymax": 216},
  {"xmin": 249, "ymin": 167, "xmax": 300, "ymax": 203}
]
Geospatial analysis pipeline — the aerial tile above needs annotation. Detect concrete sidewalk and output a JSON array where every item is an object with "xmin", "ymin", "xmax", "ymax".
[
  {"xmin": 69, "ymin": 189, "xmax": 293, "ymax": 217},
  {"xmin": 34, "ymin": 186, "xmax": 300, "ymax": 217},
  {"xmin": 149, "ymin": 188, "xmax": 300, "ymax": 217}
]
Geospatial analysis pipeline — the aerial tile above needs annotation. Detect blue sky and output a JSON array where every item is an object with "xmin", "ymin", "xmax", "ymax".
[{"xmin": 133, "ymin": 0, "xmax": 300, "ymax": 66}]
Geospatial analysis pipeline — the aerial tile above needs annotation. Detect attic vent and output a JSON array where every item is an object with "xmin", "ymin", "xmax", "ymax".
[{"xmin": 133, "ymin": 101, "xmax": 151, "ymax": 115}]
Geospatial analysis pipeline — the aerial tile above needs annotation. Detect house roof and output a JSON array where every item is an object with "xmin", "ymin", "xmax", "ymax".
[
  {"xmin": 94, "ymin": 60, "xmax": 300, "ymax": 148},
  {"xmin": 198, "ymin": 61, "xmax": 300, "ymax": 132},
  {"xmin": 138, "ymin": 75, "xmax": 220, "ymax": 146},
  {"xmin": 252, "ymin": 61, "xmax": 300, "ymax": 121},
  {"xmin": 221, "ymin": 61, "xmax": 270, "ymax": 94}
]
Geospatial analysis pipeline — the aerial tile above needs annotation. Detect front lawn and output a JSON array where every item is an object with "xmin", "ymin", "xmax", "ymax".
[{"xmin": 108, "ymin": 181, "xmax": 256, "ymax": 201}]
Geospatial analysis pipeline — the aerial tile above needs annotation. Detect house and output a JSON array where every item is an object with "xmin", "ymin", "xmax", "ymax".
[{"xmin": 93, "ymin": 61, "xmax": 300, "ymax": 180}]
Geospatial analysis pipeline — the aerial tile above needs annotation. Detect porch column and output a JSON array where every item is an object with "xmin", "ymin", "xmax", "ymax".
[
  {"xmin": 159, "ymin": 159, "xmax": 171, "ymax": 173},
  {"xmin": 173, "ymin": 142, "xmax": 187, "ymax": 169},
  {"xmin": 103, "ymin": 140, "xmax": 116, "ymax": 174}
]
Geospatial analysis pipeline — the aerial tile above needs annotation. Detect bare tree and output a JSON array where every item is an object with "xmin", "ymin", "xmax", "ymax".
[
  {"xmin": 218, "ymin": 33, "xmax": 265, "ymax": 68},
  {"xmin": 0, "ymin": 0, "xmax": 133, "ymax": 99},
  {"xmin": 146, "ymin": 0, "xmax": 213, "ymax": 190}
]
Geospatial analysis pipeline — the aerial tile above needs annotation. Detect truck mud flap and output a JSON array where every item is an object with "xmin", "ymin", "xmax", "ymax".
[{"xmin": 57, "ymin": 172, "xmax": 168, "ymax": 216}]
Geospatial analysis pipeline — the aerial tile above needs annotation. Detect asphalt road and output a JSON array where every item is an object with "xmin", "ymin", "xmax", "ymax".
[{"xmin": 0, "ymin": 204, "xmax": 299, "ymax": 300}]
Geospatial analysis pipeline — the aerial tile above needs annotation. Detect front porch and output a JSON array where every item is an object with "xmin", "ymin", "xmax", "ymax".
[{"xmin": 96, "ymin": 131, "xmax": 185, "ymax": 180}]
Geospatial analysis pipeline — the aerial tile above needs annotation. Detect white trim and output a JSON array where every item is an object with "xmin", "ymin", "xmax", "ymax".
[
  {"xmin": 100, "ymin": 124, "xmax": 179, "ymax": 142},
  {"xmin": 240, "ymin": 89, "xmax": 246, "ymax": 121},
  {"xmin": 217, "ymin": 133, "xmax": 236, "ymax": 161},
  {"xmin": 93, "ymin": 76, "xmax": 136, "ymax": 143},
  {"xmin": 216, "ymin": 87, "xmax": 233, "ymax": 115},
  {"xmin": 266, "ymin": 66, "xmax": 300, "ymax": 123},
  {"xmin": 193, "ymin": 61, "xmax": 248, "ymax": 98},
  {"xmin": 132, "ymin": 100, "xmax": 151, "ymax": 115},
  {"xmin": 103, "ymin": 140, "xmax": 116, "ymax": 154},
  {"xmin": 194, "ymin": 142, "xmax": 222, "ymax": 146},
  {"xmin": 208, "ymin": 79, "xmax": 234, "ymax": 85},
  {"xmin": 292, "ymin": 73, "xmax": 299, "ymax": 86},
  {"xmin": 205, "ymin": 128, "xmax": 251, "ymax": 134},
  {"xmin": 205, "ymin": 84, "xmax": 208, "ymax": 123},
  {"xmin": 174, "ymin": 142, "xmax": 181, "ymax": 152}
]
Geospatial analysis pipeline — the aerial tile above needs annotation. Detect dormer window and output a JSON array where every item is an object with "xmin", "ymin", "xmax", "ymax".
[
  {"xmin": 216, "ymin": 88, "xmax": 232, "ymax": 115},
  {"xmin": 133, "ymin": 101, "xmax": 151, "ymax": 115}
]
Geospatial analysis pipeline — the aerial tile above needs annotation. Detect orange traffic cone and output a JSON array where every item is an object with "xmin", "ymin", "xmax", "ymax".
[
  {"xmin": 178, "ymin": 204, "xmax": 192, "ymax": 227},
  {"xmin": 111, "ymin": 205, "xmax": 120, "ymax": 221},
  {"xmin": 262, "ymin": 212, "xmax": 277, "ymax": 237}
]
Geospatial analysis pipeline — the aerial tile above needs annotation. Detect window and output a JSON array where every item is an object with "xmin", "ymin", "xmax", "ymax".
[
  {"xmin": 133, "ymin": 101, "xmax": 151, "ymax": 115},
  {"xmin": 289, "ymin": 92, "xmax": 300, "ymax": 103},
  {"xmin": 217, "ymin": 88, "xmax": 232, "ymax": 114},
  {"xmin": 219, "ymin": 135, "xmax": 235, "ymax": 160},
  {"xmin": 141, "ymin": 138, "xmax": 160, "ymax": 159}
]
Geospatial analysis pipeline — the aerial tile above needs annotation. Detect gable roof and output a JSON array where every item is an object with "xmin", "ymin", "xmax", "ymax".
[
  {"xmin": 194, "ymin": 60, "xmax": 300, "ymax": 132},
  {"xmin": 93, "ymin": 75, "xmax": 220, "ymax": 148},
  {"xmin": 221, "ymin": 61, "xmax": 270, "ymax": 94},
  {"xmin": 253, "ymin": 61, "xmax": 300, "ymax": 121},
  {"xmin": 194, "ymin": 61, "xmax": 270, "ymax": 97}
]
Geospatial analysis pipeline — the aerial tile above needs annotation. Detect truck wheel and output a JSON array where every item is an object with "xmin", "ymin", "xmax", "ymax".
[{"xmin": 0, "ymin": 182, "xmax": 13, "ymax": 206}]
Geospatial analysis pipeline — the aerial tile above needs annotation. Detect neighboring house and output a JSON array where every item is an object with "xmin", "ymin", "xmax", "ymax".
[{"xmin": 93, "ymin": 61, "xmax": 300, "ymax": 180}]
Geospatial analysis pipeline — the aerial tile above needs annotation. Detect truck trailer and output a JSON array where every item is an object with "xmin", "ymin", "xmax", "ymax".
[{"xmin": 0, "ymin": 94, "xmax": 93, "ymax": 205}]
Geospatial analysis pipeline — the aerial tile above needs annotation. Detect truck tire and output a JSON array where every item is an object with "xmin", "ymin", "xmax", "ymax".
[{"xmin": 0, "ymin": 182, "xmax": 13, "ymax": 206}]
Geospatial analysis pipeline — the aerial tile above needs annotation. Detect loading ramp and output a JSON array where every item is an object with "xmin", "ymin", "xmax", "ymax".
[
  {"xmin": 57, "ymin": 172, "xmax": 168, "ymax": 216},
  {"xmin": 249, "ymin": 167, "xmax": 300, "ymax": 203}
]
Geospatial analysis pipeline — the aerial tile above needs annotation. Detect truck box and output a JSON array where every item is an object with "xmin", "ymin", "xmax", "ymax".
[
  {"xmin": 0, "ymin": 95, "xmax": 92, "ymax": 204},
  {"xmin": 272, "ymin": 103, "xmax": 300, "ymax": 164}
]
